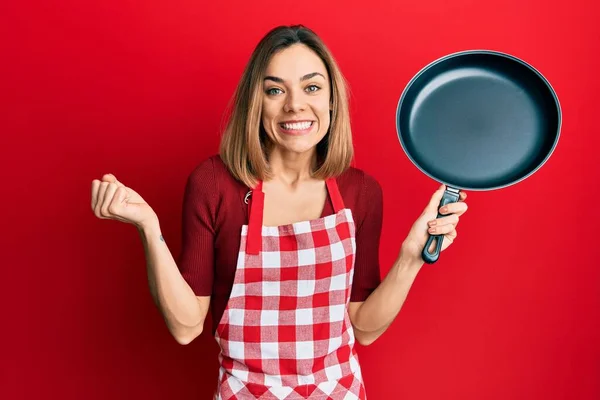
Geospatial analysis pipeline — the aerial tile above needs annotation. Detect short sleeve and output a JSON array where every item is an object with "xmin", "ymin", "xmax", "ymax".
[
  {"xmin": 350, "ymin": 173, "xmax": 383, "ymax": 302},
  {"xmin": 177, "ymin": 158, "xmax": 218, "ymax": 296}
]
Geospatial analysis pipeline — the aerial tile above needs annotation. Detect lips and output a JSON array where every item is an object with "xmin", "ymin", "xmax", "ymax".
[{"xmin": 278, "ymin": 120, "xmax": 315, "ymax": 136}]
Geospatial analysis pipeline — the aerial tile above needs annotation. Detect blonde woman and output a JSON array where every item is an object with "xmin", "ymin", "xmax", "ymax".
[{"xmin": 91, "ymin": 25, "xmax": 468, "ymax": 400}]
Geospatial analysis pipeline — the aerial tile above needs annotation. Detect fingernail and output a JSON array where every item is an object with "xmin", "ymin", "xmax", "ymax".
[
  {"xmin": 428, "ymin": 220, "xmax": 437, "ymax": 226},
  {"xmin": 440, "ymin": 207, "xmax": 447, "ymax": 213}
]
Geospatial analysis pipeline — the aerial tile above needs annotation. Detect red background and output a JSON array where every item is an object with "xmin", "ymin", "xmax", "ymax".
[{"xmin": 2, "ymin": 0, "xmax": 599, "ymax": 399}]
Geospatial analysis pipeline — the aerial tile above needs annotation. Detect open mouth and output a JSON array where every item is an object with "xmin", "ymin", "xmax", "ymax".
[{"xmin": 278, "ymin": 121, "xmax": 314, "ymax": 135}]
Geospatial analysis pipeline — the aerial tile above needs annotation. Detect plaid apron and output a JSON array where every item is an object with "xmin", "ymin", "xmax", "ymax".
[{"xmin": 214, "ymin": 178, "xmax": 367, "ymax": 400}]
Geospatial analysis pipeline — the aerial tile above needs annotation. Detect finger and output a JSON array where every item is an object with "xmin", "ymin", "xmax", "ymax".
[
  {"xmin": 428, "ymin": 214, "xmax": 459, "ymax": 228},
  {"xmin": 439, "ymin": 201, "xmax": 468, "ymax": 216},
  {"xmin": 91, "ymin": 179, "xmax": 101, "ymax": 211},
  {"xmin": 101, "ymin": 183, "xmax": 119, "ymax": 217},
  {"xmin": 459, "ymin": 191, "xmax": 467, "ymax": 201},
  {"xmin": 102, "ymin": 173, "xmax": 125, "ymax": 188},
  {"xmin": 94, "ymin": 182, "xmax": 109, "ymax": 218},
  {"xmin": 427, "ymin": 184, "xmax": 446, "ymax": 211},
  {"xmin": 428, "ymin": 222, "xmax": 456, "ymax": 236}
]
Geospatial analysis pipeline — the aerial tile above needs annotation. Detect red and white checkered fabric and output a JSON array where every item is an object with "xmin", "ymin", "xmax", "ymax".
[{"xmin": 214, "ymin": 178, "xmax": 366, "ymax": 400}]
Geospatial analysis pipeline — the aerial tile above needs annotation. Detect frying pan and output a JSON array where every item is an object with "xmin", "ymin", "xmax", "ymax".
[{"xmin": 395, "ymin": 50, "xmax": 561, "ymax": 264}]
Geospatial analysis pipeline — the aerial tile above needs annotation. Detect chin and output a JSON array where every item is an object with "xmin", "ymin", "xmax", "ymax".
[
  {"xmin": 277, "ymin": 141, "xmax": 318, "ymax": 155},
  {"xmin": 279, "ymin": 132, "xmax": 327, "ymax": 154}
]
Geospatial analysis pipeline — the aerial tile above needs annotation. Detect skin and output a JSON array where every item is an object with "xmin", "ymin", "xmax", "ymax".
[
  {"xmin": 90, "ymin": 43, "xmax": 468, "ymax": 347},
  {"xmin": 257, "ymin": 43, "xmax": 469, "ymax": 345},
  {"xmin": 260, "ymin": 43, "xmax": 333, "ymax": 226}
]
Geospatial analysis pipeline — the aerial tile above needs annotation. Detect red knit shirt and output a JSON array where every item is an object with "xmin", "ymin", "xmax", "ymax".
[{"xmin": 177, "ymin": 155, "xmax": 383, "ymax": 334}]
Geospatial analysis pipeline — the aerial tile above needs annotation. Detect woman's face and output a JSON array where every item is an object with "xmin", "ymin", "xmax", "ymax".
[{"xmin": 261, "ymin": 44, "xmax": 331, "ymax": 156}]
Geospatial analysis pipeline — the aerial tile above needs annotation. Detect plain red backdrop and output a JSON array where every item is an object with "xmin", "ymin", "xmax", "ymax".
[{"xmin": 2, "ymin": 0, "xmax": 599, "ymax": 399}]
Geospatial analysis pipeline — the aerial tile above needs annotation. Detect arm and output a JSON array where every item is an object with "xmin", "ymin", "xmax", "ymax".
[
  {"xmin": 348, "ymin": 184, "xmax": 468, "ymax": 346},
  {"xmin": 349, "ymin": 251, "xmax": 423, "ymax": 346},
  {"xmin": 138, "ymin": 217, "xmax": 210, "ymax": 345},
  {"xmin": 91, "ymin": 163, "xmax": 216, "ymax": 345}
]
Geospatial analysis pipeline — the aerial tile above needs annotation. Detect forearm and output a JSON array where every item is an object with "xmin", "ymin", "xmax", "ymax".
[
  {"xmin": 352, "ymin": 253, "xmax": 424, "ymax": 345},
  {"xmin": 137, "ymin": 219, "xmax": 206, "ymax": 344}
]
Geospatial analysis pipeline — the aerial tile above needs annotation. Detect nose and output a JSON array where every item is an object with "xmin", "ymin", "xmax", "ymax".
[{"xmin": 283, "ymin": 88, "xmax": 306, "ymax": 113}]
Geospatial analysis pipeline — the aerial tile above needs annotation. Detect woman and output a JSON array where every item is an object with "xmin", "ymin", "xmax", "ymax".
[{"xmin": 91, "ymin": 25, "xmax": 468, "ymax": 400}]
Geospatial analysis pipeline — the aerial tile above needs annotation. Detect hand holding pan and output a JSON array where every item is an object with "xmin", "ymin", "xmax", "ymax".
[{"xmin": 396, "ymin": 50, "xmax": 561, "ymax": 264}]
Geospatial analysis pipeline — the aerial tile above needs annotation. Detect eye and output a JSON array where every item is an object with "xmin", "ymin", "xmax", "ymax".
[
  {"xmin": 266, "ymin": 87, "xmax": 283, "ymax": 96},
  {"xmin": 306, "ymin": 85, "xmax": 320, "ymax": 93}
]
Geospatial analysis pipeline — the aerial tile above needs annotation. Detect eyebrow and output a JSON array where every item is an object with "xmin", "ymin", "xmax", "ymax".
[{"xmin": 264, "ymin": 72, "xmax": 325, "ymax": 84}]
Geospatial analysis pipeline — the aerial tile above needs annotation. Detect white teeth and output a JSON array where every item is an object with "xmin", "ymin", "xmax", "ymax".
[{"xmin": 281, "ymin": 121, "xmax": 312, "ymax": 130}]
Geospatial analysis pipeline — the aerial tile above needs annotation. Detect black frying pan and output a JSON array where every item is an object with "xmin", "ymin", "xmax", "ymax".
[{"xmin": 396, "ymin": 50, "xmax": 561, "ymax": 264}]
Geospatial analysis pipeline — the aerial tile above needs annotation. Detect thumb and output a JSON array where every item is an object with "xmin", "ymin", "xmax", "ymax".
[
  {"xmin": 426, "ymin": 184, "xmax": 446, "ymax": 212},
  {"xmin": 102, "ymin": 173, "xmax": 124, "ymax": 187}
]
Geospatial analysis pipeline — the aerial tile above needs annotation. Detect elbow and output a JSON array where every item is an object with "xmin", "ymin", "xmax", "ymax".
[
  {"xmin": 356, "ymin": 337, "xmax": 375, "ymax": 347},
  {"xmin": 172, "ymin": 326, "xmax": 203, "ymax": 345},
  {"xmin": 354, "ymin": 330, "xmax": 376, "ymax": 347},
  {"xmin": 174, "ymin": 335, "xmax": 194, "ymax": 346}
]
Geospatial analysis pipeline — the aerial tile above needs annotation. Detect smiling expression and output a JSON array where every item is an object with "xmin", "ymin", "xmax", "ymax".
[{"xmin": 261, "ymin": 44, "xmax": 332, "ymax": 155}]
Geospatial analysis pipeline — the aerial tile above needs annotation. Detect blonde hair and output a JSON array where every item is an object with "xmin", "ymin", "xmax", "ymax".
[{"xmin": 219, "ymin": 25, "xmax": 353, "ymax": 188}]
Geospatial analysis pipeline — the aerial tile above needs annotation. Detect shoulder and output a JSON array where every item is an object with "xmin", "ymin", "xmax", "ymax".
[
  {"xmin": 184, "ymin": 154, "xmax": 250, "ymax": 222},
  {"xmin": 336, "ymin": 165, "xmax": 382, "ymax": 198},
  {"xmin": 186, "ymin": 154, "xmax": 246, "ymax": 190},
  {"xmin": 187, "ymin": 154, "xmax": 224, "ymax": 180},
  {"xmin": 336, "ymin": 166, "xmax": 383, "ymax": 228}
]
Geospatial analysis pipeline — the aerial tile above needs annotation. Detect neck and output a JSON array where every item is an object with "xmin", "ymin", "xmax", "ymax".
[{"xmin": 267, "ymin": 147, "xmax": 318, "ymax": 186}]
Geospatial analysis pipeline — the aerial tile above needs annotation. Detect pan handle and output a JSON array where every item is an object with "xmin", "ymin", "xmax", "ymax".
[{"xmin": 422, "ymin": 186, "xmax": 461, "ymax": 264}]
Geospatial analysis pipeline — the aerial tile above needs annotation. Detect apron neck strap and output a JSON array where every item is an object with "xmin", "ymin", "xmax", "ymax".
[
  {"xmin": 246, "ymin": 178, "xmax": 344, "ymax": 255},
  {"xmin": 325, "ymin": 178, "xmax": 344, "ymax": 214},
  {"xmin": 247, "ymin": 181, "xmax": 264, "ymax": 255}
]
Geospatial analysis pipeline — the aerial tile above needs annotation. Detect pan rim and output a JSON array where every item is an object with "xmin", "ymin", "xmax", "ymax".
[{"xmin": 395, "ymin": 49, "xmax": 562, "ymax": 192}]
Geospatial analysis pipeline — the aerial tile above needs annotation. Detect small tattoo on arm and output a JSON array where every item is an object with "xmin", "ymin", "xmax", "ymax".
[{"xmin": 160, "ymin": 234, "xmax": 165, "ymax": 242}]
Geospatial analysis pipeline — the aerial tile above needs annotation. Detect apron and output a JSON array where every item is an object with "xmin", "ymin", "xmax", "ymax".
[{"xmin": 214, "ymin": 178, "xmax": 367, "ymax": 400}]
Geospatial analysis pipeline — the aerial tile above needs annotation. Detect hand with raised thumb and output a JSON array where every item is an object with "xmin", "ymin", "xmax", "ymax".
[
  {"xmin": 400, "ymin": 184, "xmax": 468, "ymax": 264},
  {"xmin": 91, "ymin": 173, "xmax": 157, "ymax": 230}
]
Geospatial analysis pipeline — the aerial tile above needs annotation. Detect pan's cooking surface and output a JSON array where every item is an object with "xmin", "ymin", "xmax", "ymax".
[{"xmin": 397, "ymin": 52, "xmax": 560, "ymax": 190}]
